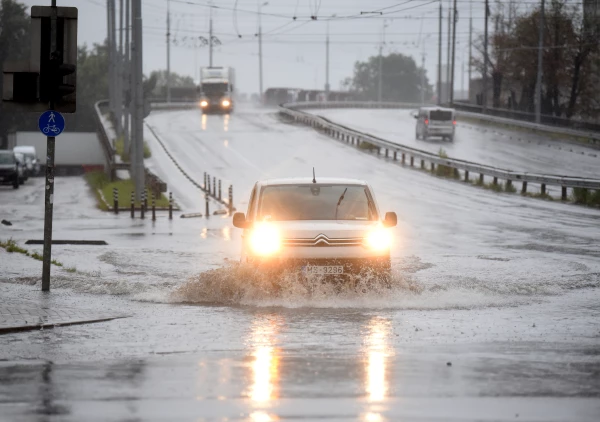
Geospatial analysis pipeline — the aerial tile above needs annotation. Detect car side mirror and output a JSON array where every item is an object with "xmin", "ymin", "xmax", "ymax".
[
  {"xmin": 233, "ymin": 212, "xmax": 251, "ymax": 229},
  {"xmin": 383, "ymin": 212, "xmax": 397, "ymax": 228}
]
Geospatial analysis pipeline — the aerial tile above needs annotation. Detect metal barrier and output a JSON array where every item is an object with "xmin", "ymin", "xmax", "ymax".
[
  {"xmin": 279, "ymin": 102, "xmax": 600, "ymax": 197},
  {"xmin": 93, "ymin": 99, "xmax": 116, "ymax": 178},
  {"xmin": 283, "ymin": 100, "xmax": 600, "ymax": 144}
]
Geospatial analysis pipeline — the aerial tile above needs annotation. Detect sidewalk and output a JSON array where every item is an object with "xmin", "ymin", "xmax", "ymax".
[{"xmin": 0, "ymin": 295, "xmax": 128, "ymax": 334}]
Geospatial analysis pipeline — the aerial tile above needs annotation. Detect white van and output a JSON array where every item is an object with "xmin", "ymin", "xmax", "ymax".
[
  {"xmin": 414, "ymin": 107, "xmax": 456, "ymax": 141},
  {"xmin": 13, "ymin": 145, "xmax": 41, "ymax": 176}
]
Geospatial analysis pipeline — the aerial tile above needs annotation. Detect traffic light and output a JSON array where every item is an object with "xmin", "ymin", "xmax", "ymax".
[{"xmin": 32, "ymin": 6, "xmax": 78, "ymax": 113}]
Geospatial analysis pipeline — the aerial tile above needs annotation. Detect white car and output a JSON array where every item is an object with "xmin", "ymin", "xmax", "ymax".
[
  {"xmin": 414, "ymin": 106, "xmax": 456, "ymax": 141},
  {"xmin": 232, "ymin": 177, "xmax": 397, "ymax": 278}
]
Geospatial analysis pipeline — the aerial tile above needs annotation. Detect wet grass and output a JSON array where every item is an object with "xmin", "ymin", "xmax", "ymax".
[
  {"xmin": 572, "ymin": 188, "xmax": 600, "ymax": 207},
  {"xmin": 0, "ymin": 239, "xmax": 66, "ymax": 267},
  {"xmin": 523, "ymin": 192, "xmax": 554, "ymax": 200},
  {"xmin": 65, "ymin": 266, "xmax": 77, "ymax": 273},
  {"xmin": 435, "ymin": 148, "xmax": 460, "ymax": 179},
  {"xmin": 358, "ymin": 141, "xmax": 379, "ymax": 151},
  {"xmin": 115, "ymin": 136, "xmax": 151, "ymax": 161},
  {"xmin": 84, "ymin": 171, "xmax": 169, "ymax": 210}
]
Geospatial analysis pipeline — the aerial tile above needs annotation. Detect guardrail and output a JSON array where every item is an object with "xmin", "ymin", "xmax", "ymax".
[
  {"xmin": 93, "ymin": 100, "xmax": 116, "ymax": 179},
  {"xmin": 280, "ymin": 102, "xmax": 600, "ymax": 200},
  {"xmin": 453, "ymin": 101, "xmax": 600, "ymax": 134},
  {"xmin": 286, "ymin": 100, "xmax": 600, "ymax": 144}
]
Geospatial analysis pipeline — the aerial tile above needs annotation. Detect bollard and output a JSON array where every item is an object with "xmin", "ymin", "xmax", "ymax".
[
  {"xmin": 479, "ymin": 174, "xmax": 484, "ymax": 184},
  {"xmin": 140, "ymin": 193, "xmax": 145, "ymax": 219},
  {"xmin": 218, "ymin": 180, "xmax": 222, "ymax": 200},
  {"xmin": 143, "ymin": 190, "xmax": 148, "ymax": 212},
  {"xmin": 410, "ymin": 156, "xmax": 414, "ymax": 167},
  {"xmin": 561, "ymin": 186, "xmax": 567, "ymax": 201},
  {"xmin": 113, "ymin": 188, "xmax": 119, "ymax": 214},
  {"xmin": 493, "ymin": 177, "xmax": 498, "ymax": 185},
  {"xmin": 130, "ymin": 192, "xmax": 135, "ymax": 218},
  {"xmin": 541, "ymin": 183, "xmax": 546, "ymax": 195},
  {"xmin": 152, "ymin": 194, "xmax": 156, "ymax": 221},
  {"xmin": 228, "ymin": 185, "xmax": 233, "ymax": 215},
  {"xmin": 205, "ymin": 194, "xmax": 210, "ymax": 218},
  {"xmin": 213, "ymin": 176, "xmax": 216, "ymax": 197},
  {"xmin": 522, "ymin": 181, "xmax": 528, "ymax": 194},
  {"xmin": 169, "ymin": 192, "xmax": 173, "ymax": 220}
]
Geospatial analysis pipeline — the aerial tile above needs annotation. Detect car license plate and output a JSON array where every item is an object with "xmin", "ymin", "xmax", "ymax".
[{"xmin": 303, "ymin": 265, "xmax": 344, "ymax": 275}]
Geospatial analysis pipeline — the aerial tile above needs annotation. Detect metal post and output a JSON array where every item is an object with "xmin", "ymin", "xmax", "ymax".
[
  {"xmin": 152, "ymin": 194, "xmax": 156, "ymax": 221},
  {"xmin": 479, "ymin": 173, "xmax": 484, "ymax": 184},
  {"xmin": 113, "ymin": 187, "xmax": 119, "ymax": 214},
  {"xmin": 561, "ymin": 186, "xmax": 567, "ymax": 201},
  {"xmin": 143, "ymin": 189, "xmax": 148, "ymax": 211},
  {"xmin": 483, "ymin": 0, "xmax": 489, "ymax": 112},
  {"xmin": 169, "ymin": 192, "xmax": 173, "ymax": 219},
  {"xmin": 535, "ymin": 0, "xmax": 545, "ymax": 123},
  {"xmin": 431, "ymin": 162, "xmax": 435, "ymax": 173},
  {"xmin": 378, "ymin": 44, "xmax": 383, "ymax": 102},
  {"xmin": 228, "ymin": 186, "xmax": 233, "ymax": 215},
  {"xmin": 140, "ymin": 191, "xmax": 145, "ymax": 219},
  {"xmin": 437, "ymin": 1, "xmax": 442, "ymax": 105},
  {"xmin": 420, "ymin": 159, "xmax": 425, "ymax": 169},
  {"xmin": 465, "ymin": 170, "xmax": 469, "ymax": 181},
  {"xmin": 41, "ymin": 2, "xmax": 58, "ymax": 292},
  {"xmin": 132, "ymin": 0, "xmax": 144, "ymax": 201},
  {"xmin": 204, "ymin": 172, "xmax": 207, "ymax": 190},
  {"xmin": 541, "ymin": 184, "xmax": 546, "ymax": 195},
  {"xmin": 468, "ymin": 3, "xmax": 472, "ymax": 100},
  {"xmin": 218, "ymin": 179, "xmax": 222, "ymax": 200},
  {"xmin": 114, "ymin": 0, "xmax": 122, "ymax": 137},
  {"xmin": 325, "ymin": 21, "xmax": 330, "ymax": 99},
  {"xmin": 506, "ymin": 179, "xmax": 512, "ymax": 190},
  {"xmin": 107, "ymin": 0, "xmax": 114, "ymax": 114},
  {"xmin": 131, "ymin": 191, "xmax": 135, "ymax": 218},
  {"xmin": 207, "ymin": 175, "xmax": 211, "ymax": 195},
  {"xmin": 450, "ymin": 0, "xmax": 457, "ymax": 105},
  {"xmin": 493, "ymin": 176, "xmax": 498, "ymax": 185},
  {"xmin": 410, "ymin": 156, "xmax": 414, "ymax": 166},
  {"xmin": 123, "ymin": 0, "xmax": 130, "ymax": 154},
  {"xmin": 209, "ymin": 7, "xmax": 213, "ymax": 67},
  {"xmin": 205, "ymin": 194, "xmax": 210, "ymax": 218},
  {"xmin": 166, "ymin": 0, "xmax": 171, "ymax": 103},
  {"xmin": 522, "ymin": 181, "xmax": 528, "ymax": 194},
  {"xmin": 212, "ymin": 176, "xmax": 216, "ymax": 197},
  {"xmin": 258, "ymin": 2, "xmax": 264, "ymax": 102},
  {"xmin": 393, "ymin": 151, "xmax": 397, "ymax": 161}
]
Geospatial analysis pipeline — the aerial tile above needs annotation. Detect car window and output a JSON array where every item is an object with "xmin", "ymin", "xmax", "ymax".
[
  {"xmin": 258, "ymin": 184, "xmax": 376, "ymax": 221},
  {"xmin": 430, "ymin": 110, "xmax": 453, "ymax": 121},
  {"xmin": 247, "ymin": 184, "xmax": 258, "ymax": 221},
  {"xmin": 0, "ymin": 153, "xmax": 16, "ymax": 164}
]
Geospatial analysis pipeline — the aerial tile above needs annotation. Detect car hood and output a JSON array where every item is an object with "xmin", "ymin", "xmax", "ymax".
[{"xmin": 266, "ymin": 220, "xmax": 379, "ymax": 239}]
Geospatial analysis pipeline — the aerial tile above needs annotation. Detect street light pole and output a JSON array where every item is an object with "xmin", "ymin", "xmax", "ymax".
[
  {"xmin": 325, "ymin": 20, "xmax": 330, "ymax": 100},
  {"xmin": 167, "ymin": 0, "xmax": 171, "ymax": 102},
  {"xmin": 483, "ymin": 0, "xmax": 489, "ymax": 112},
  {"xmin": 378, "ymin": 20, "xmax": 387, "ymax": 102},
  {"xmin": 535, "ymin": 0, "xmax": 545, "ymax": 123},
  {"xmin": 450, "ymin": 0, "xmax": 457, "ymax": 105},
  {"xmin": 437, "ymin": 1, "xmax": 442, "ymax": 105},
  {"xmin": 258, "ymin": 2, "xmax": 268, "ymax": 102}
]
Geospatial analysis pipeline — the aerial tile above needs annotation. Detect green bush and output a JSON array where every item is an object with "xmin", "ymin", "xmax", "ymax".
[{"xmin": 572, "ymin": 188, "xmax": 600, "ymax": 206}]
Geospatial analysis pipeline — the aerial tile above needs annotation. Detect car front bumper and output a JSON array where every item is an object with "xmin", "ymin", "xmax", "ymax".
[{"xmin": 246, "ymin": 256, "xmax": 391, "ymax": 276}]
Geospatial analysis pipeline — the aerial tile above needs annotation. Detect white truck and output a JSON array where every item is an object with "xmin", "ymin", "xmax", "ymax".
[{"xmin": 199, "ymin": 67, "xmax": 235, "ymax": 114}]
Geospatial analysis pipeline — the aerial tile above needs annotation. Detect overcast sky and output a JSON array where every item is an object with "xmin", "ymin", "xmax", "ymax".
[{"xmin": 18, "ymin": 0, "xmax": 540, "ymax": 95}]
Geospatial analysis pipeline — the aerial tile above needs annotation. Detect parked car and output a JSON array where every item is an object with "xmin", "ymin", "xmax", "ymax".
[
  {"xmin": 13, "ymin": 145, "xmax": 41, "ymax": 176},
  {"xmin": 232, "ymin": 177, "xmax": 397, "ymax": 280},
  {"xmin": 414, "ymin": 107, "xmax": 456, "ymax": 141},
  {"xmin": 0, "ymin": 150, "xmax": 22, "ymax": 189}
]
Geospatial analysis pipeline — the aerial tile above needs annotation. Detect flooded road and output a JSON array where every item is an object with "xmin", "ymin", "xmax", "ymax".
[{"xmin": 1, "ymin": 106, "xmax": 599, "ymax": 421}]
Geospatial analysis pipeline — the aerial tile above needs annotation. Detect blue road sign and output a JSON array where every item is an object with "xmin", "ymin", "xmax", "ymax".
[{"xmin": 38, "ymin": 110, "xmax": 65, "ymax": 136}]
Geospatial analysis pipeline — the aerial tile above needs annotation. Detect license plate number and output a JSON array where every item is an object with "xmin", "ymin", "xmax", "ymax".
[{"xmin": 303, "ymin": 265, "xmax": 344, "ymax": 275}]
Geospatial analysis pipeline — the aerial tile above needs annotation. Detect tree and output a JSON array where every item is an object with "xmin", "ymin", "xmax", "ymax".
[
  {"xmin": 148, "ymin": 70, "xmax": 195, "ymax": 98},
  {"xmin": 0, "ymin": 0, "xmax": 31, "ymax": 147},
  {"xmin": 343, "ymin": 53, "xmax": 432, "ymax": 103}
]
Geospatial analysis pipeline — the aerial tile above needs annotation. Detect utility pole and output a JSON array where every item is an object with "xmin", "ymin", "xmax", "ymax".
[
  {"xmin": 325, "ymin": 20, "xmax": 330, "ymax": 100},
  {"xmin": 437, "ymin": 1, "xmax": 442, "ymax": 105},
  {"xmin": 483, "ymin": 0, "xmax": 489, "ymax": 112},
  {"xmin": 209, "ymin": 6, "xmax": 213, "ymax": 67},
  {"xmin": 132, "ymin": 0, "xmax": 144, "ymax": 201},
  {"xmin": 167, "ymin": 0, "xmax": 171, "ymax": 102},
  {"xmin": 119, "ymin": 0, "xmax": 124, "ymax": 131},
  {"xmin": 446, "ymin": 5, "xmax": 451, "ymax": 104},
  {"xmin": 535, "ymin": 0, "xmax": 545, "ymax": 123},
  {"xmin": 450, "ymin": 0, "xmax": 457, "ymax": 104},
  {"xmin": 114, "ymin": 0, "xmax": 122, "ymax": 136},
  {"xmin": 123, "ymin": 0, "xmax": 130, "ymax": 154},
  {"xmin": 468, "ymin": 2, "xmax": 472, "ymax": 100},
  {"xmin": 421, "ymin": 53, "xmax": 426, "ymax": 104},
  {"xmin": 378, "ymin": 20, "xmax": 387, "ymax": 102},
  {"xmin": 107, "ymin": 0, "xmax": 113, "ymax": 114},
  {"xmin": 258, "ymin": 2, "xmax": 268, "ymax": 101}
]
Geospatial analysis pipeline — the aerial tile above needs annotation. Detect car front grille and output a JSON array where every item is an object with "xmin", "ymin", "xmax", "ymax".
[{"xmin": 283, "ymin": 234, "xmax": 364, "ymax": 247}]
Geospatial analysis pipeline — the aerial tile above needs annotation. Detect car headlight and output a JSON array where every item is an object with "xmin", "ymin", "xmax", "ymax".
[
  {"xmin": 200, "ymin": 100, "xmax": 208, "ymax": 107},
  {"xmin": 364, "ymin": 227, "xmax": 392, "ymax": 252},
  {"xmin": 249, "ymin": 223, "xmax": 281, "ymax": 256},
  {"xmin": 222, "ymin": 99, "xmax": 231, "ymax": 107}
]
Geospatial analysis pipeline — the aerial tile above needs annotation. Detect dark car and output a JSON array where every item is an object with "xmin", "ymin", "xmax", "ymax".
[{"xmin": 0, "ymin": 150, "xmax": 22, "ymax": 189}]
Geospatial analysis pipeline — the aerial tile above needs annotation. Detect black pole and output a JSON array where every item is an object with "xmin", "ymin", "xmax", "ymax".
[
  {"xmin": 450, "ymin": 0, "xmax": 457, "ymax": 105},
  {"xmin": 483, "ymin": 0, "xmax": 489, "ymax": 112},
  {"xmin": 437, "ymin": 1, "xmax": 442, "ymax": 105},
  {"xmin": 41, "ymin": 1, "xmax": 58, "ymax": 292},
  {"xmin": 168, "ymin": 192, "xmax": 173, "ymax": 220}
]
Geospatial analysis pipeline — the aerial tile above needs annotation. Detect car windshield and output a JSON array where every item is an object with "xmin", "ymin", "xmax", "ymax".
[
  {"xmin": 429, "ymin": 110, "xmax": 453, "ymax": 121},
  {"xmin": 258, "ymin": 184, "xmax": 376, "ymax": 221},
  {"xmin": 201, "ymin": 83, "xmax": 228, "ymax": 95},
  {"xmin": 0, "ymin": 153, "xmax": 15, "ymax": 164}
]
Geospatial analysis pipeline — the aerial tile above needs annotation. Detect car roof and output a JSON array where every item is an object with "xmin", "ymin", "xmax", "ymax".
[
  {"xmin": 259, "ymin": 177, "xmax": 368, "ymax": 186},
  {"xmin": 0, "ymin": 150, "xmax": 14, "ymax": 154},
  {"xmin": 14, "ymin": 146, "xmax": 36, "ymax": 153}
]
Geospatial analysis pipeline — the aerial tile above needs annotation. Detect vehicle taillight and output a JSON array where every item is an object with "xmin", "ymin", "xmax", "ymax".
[
  {"xmin": 453, "ymin": 120, "xmax": 457, "ymax": 125},
  {"xmin": 424, "ymin": 119, "xmax": 429, "ymax": 125}
]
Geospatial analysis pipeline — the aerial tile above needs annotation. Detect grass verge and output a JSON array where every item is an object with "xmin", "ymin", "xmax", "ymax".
[
  {"xmin": 358, "ymin": 141, "xmax": 379, "ymax": 151},
  {"xmin": 435, "ymin": 148, "xmax": 460, "ymax": 179},
  {"xmin": 115, "ymin": 136, "xmax": 151, "ymax": 161},
  {"xmin": 572, "ymin": 188, "xmax": 600, "ymax": 207},
  {"xmin": 84, "ymin": 171, "xmax": 169, "ymax": 209},
  {"xmin": 0, "ymin": 239, "xmax": 66, "ymax": 267}
]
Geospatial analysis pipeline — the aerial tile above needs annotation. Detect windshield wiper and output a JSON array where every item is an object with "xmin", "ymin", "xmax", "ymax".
[{"xmin": 334, "ymin": 188, "xmax": 348, "ymax": 220}]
